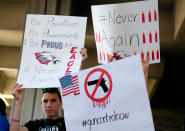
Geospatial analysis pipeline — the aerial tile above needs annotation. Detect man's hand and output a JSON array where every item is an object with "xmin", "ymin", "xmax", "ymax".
[
  {"xmin": 80, "ymin": 48, "xmax": 88, "ymax": 61},
  {"xmin": 141, "ymin": 55, "xmax": 150, "ymax": 84},
  {"xmin": 12, "ymin": 83, "xmax": 24, "ymax": 103}
]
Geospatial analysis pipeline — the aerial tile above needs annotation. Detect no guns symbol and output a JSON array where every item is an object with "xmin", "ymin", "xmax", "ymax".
[
  {"xmin": 84, "ymin": 68, "xmax": 112, "ymax": 108},
  {"xmin": 87, "ymin": 78, "xmax": 108, "ymax": 93}
]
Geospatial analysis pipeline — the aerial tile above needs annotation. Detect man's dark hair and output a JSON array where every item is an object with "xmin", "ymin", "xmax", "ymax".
[
  {"xmin": 0, "ymin": 98, "xmax": 6, "ymax": 116},
  {"xmin": 41, "ymin": 88, "xmax": 61, "ymax": 100}
]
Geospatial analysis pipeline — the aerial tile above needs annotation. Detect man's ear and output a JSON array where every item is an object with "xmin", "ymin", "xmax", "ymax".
[{"xmin": 59, "ymin": 100, "xmax": 63, "ymax": 107}]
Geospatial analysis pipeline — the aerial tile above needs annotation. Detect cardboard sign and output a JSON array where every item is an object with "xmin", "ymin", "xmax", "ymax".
[
  {"xmin": 91, "ymin": 0, "xmax": 160, "ymax": 64},
  {"xmin": 59, "ymin": 55, "xmax": 155, "ymax": 131},
  {"xmin": 17, "ymin": 14, "xmax": 87, "ymax": 88}
]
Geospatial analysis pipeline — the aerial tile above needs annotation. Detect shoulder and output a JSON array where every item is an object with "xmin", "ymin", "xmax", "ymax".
[
  {"xmin": 0, "ymin": 113, "xmax": 9, "ymax": 125},
  {"xmin": 0, "ymin": 114, "xmax": 9, "ymax": 130}
]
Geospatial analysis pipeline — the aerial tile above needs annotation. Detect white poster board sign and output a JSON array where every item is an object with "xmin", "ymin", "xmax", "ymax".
[
  {"xmin": 91, "ymin": 0, "xmax": 160, "ymax": 64},
  {"xmin": 17, "ymin": 14, "xmax": 87, "ymax": 88},
  {"xmin": 59, "ymin": 55, "xmax": 154, "ymax": 131}
]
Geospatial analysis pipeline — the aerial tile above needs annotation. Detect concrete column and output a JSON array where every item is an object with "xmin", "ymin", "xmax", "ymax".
[{"xmin": 173, "ymin": 0, "xmax": 185, "ymax": 41}]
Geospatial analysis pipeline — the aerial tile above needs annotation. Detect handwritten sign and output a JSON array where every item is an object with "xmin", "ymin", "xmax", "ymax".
[
  {"xmin": 17, "ymin": 14, "xmax": 87, "ymax": 88},
  {"xmin": 91, "ymin": 0, "xmax": 160, "ymax": 64},
  {"xmin": 60, "ymin": 55, "xmax": 155, "ymax": 131}
]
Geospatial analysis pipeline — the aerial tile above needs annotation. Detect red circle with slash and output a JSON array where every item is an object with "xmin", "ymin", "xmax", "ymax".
[{"xmin": 84, "ymin": 68, "xmax": 112, "ymax": 102}]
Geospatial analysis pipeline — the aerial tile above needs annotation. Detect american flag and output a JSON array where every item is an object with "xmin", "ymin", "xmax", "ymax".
[{"xmin": 59, "ymin": 75, "xmax": 80, "ymax": 96}]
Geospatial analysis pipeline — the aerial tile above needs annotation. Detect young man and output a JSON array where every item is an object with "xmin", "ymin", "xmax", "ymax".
[
  {"xmin": 9, "ymin": 48, "xmax": 87, "ymax": 131},
  {"xmin": 10, "ymin": 86, "xmax": 65, "ymax": 131}
]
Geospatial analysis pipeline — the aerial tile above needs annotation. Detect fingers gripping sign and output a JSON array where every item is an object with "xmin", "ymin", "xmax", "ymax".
[
  {"xmin": 12, "ymin": 83, "xmax": 24, "ymax": 102},
  {"xmin": 80, "ymin": 48, "xmax": 88, "ymax": 61}
]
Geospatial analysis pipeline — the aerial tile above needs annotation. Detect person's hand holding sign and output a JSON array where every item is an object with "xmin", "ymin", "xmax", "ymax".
[
  {"xmin": 12, "ymin": 83, "xmax": 24, "ymax": 103},
  {"xmin": 80, "ymin": 48, "xmax": 88, "ymax": 61},
  {"xmin": 80, "ymin": 48, "xmax": 88, "ymax": 70},
  {"xmin": 108, "ymin": 55, "xmax": 149, "ymax": 84},
  {"xmin": 141, "ymin": 55, "xmax": 150, "ymax": 84}
]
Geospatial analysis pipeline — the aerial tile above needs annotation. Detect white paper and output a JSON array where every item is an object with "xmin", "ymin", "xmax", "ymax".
[
  {"xmin": 60, "ymin": 55, "xmax": 155, "ymax": 131},
  {"xmin": 17, "ymin": 14, "xmax": 87, "ymax": 88},
  {"xmin": 91, "ymin": 0, "xmax": 160, "ymax": 64}
]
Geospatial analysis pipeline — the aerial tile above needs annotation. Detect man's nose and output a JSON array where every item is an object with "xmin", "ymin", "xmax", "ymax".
[{"xmin": 47, "ymin": 101, "xmax": 52, "ymax": 107}]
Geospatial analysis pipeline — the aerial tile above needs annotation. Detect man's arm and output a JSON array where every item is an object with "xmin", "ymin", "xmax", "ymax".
[{"xmin": 9, "ymin": 83, "xmax": 28, "ymax": 131}]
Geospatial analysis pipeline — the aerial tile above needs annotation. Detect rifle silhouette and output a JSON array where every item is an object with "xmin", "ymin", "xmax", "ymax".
[{"xmin": 87, "ymin": 78, "xmax": 108, "ymax": 93}]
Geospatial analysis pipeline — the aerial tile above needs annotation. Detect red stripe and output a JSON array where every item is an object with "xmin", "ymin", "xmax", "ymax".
[
  {"xmin": 74, "ymin": 91, "xmax": 80, "ymax": 96},
  {"xmin": 155, "ymin": 31, "xmax": 158, "ymax": 42},
  {"xmin": 72, "ymin": 75, "xmax": 78, "ymax": 79},
  {"xmin": 152, "ymin": 50, "xmax": 155, "ymax": 60},
  {"xmin": 65, "ymin": 72, "xmax": 71, "ymax": 75},
  {"xmin": 149, "ymin": 32, "xmax": 152, "ymax": 43},
  {"xmin": 96, "ymin": 32, "xmax": 98, "ymax": 43},
  {"xmin": 72, "ymin": 76, "xmax": 78, "ymax": 79},
  {"xmin": 141, "ymin": 51, "xmax": 144, "ymax": 59},
  {"xmin": 72, "ymin": 79, "xmax": 78, "ymax": 82},
  {"xmin": 62, "ymin": 86, "xmax": 79, "ymax": 93},
  {"xmin": 143, "ymin": 32, "xmax": 146, "ymax": 44},
  {"xmin": 99, "ymin": 32, "xmax": 101, "ymax": 42},
  {"xmin": 72, "ymin": 81, "xmax": 78, "ymax": 85},
  {"xmin": 62, "ymin": 87, "xmax": 79, "ymax": 94},
  {"xmin": 62, "ymin": 84, "xmax": 79, "ymax": 91},
  {"xmin": 62, "ymin": 89, "xmax": 80, "ymax": 96},
  {"xmin": 154, "ymin": 9, "xmax": 157, "ymax": 21},
  {"xmin": 91, "ymin": 72, "xmax": 105, "ymax": 98},
  {"xmin": 100, "ymin": 51, "xmax": 102, "ymax": 60},
  {"xmin": 142, "ymin": 11, "xmax": 145, "ymax": 23},
  {"xmin": 148, "ymin": 10, "xmax": 151, "ymax": 22},
  {"xmin": 147, "ymin": 51, "xmax": 150, "ymax": 57},
  {"xmin": 157, "ymin": 49, "xmax": 159, "ymax": 59}
]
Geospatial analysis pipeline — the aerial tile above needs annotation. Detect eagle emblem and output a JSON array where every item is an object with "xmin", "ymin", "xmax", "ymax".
[{"xmin": 35, "ymin": 51, "xmax": 61, "ymax": 65}]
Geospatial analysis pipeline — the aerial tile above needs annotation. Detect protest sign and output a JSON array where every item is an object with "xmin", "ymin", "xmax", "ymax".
[
  {"xmin": 17, "ymin": 14, "xmax": 87, "ymax": 88},
  {"xmin": 59, "ymin": 55, "xmax": 155, "ymax": 131},
  {"xmin": 91, "ymin": 0, "xmax": 160, "ymax": 64}
]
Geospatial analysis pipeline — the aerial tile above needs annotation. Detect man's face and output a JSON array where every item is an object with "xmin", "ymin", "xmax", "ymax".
[{"xmin": 41, "ymin": 92, "xmax": 62, "ymax": 119}]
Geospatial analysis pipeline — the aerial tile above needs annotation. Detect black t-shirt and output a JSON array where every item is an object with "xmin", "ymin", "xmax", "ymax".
[{"xmin": 24, "ymin": 117, "xmax": 66, "ymax": 131}]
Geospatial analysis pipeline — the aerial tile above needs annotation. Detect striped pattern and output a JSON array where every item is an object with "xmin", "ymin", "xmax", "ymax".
[{"xmin": 60, "ymin": 75, "xmax": 80, "ymax": 97}]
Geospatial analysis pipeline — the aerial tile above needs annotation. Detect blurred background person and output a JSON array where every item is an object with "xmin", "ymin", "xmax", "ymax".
[{"xmin": 0, "ymin": 98, "xmax": 9, "ymax": 131}]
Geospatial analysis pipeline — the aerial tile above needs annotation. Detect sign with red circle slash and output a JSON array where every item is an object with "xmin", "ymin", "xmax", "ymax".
[{"xmin": 84, "ymin": 68, "xmax": 112, "ymax": 103}]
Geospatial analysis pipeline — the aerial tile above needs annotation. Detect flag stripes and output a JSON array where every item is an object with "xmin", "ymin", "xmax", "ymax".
[{"xmin": 59, "ymin": 75, "xmax": 80, "ymax": 97}]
